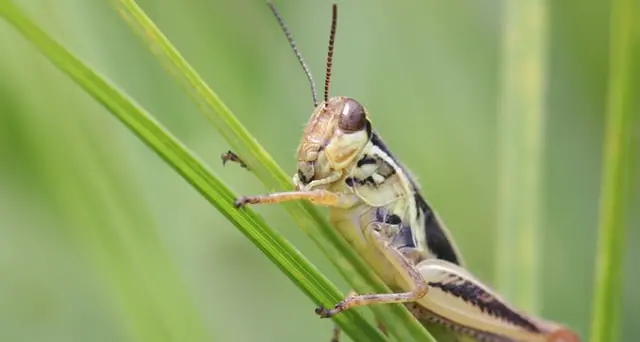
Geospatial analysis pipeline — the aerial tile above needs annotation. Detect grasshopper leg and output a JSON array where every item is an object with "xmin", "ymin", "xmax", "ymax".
[
  {"xmin": 330, "ymin": 325, "xmax": 340, "ymax": 342},
  {"xmin": 234, "ymin": 189, "xmax": 359, "ymax": 209},
  {"xmin": 318, "ymin": 234, "xmax": 581, "ymax": 342},
  {"xmin": 408, "ymin": 259, "xmax": 581, "ymax": 342},
  {"xmin": 330, "ymin": 290, "xmax": 388, "ymax": 342},
  {"xmin": 331, "ymin": 321, "xmax": 388, "ymax": 342},
  {"xmin": 315, "ymin": 225, "xmax": 428, "ymax": 317},
  {"xmin": 330, "ymin": 290, "xmax": 357, "ymax": 342},
  {"xmin": 221, "ymin": 150, "xmax": 249, "ymax": 169}
]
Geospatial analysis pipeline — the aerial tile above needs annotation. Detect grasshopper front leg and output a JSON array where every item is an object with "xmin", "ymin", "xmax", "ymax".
[
  {"xmin": 235, "ymin": 189, "xmax": 342, "ymax": 207},
  {"xmin": 221, "ymin": 150, "xmax": 249, "ymax": 169},
  {"xmin": 234, "ymin": 185, "xmax": 362, "ymax": 209}
]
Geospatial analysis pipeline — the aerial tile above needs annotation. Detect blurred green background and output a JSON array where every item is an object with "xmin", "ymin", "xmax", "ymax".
[{"xmin": 0, "ymin": 0, "xmax": 637, "ymax": 341}]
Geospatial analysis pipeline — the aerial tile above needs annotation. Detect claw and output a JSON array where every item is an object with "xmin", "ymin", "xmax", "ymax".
[
  {"xmin": 221, "ymin": 150, "xmax": 249, "ymax": 169},
  {"xmin": 315, "ymin": 302, "xmax": 345, "ymax": 318},
  {"xmin": 315, "ymin": 305, "xmax": 334, "ymax": 318},
  {"xmin": 234, "ymin": 197, "xmax": 248, "ymax": 208}
]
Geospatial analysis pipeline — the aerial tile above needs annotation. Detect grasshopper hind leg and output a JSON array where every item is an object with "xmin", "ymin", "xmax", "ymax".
[
  {"xmin": 315, "ymin": 227, "xmax": 429, "ymax": 318},
  {"xmin": 330, "ymin": 321, "xmax": 388, "ymax": 342},
  {"xmin": 409, "ymin": 259, "xmax": 581, "ymax": 342},
  {"xmin": 316, "ymin": 223, "xmax": 581, "ymax": 342},
  {"xmin": 330, "ymin": 304, "xmax": 388, "ymax": 342}
]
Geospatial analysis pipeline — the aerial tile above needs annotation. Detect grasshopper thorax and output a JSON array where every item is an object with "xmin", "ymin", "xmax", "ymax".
[{"xmin": 294, "ymin": 96, "xmax": 372, "ymax": 189}]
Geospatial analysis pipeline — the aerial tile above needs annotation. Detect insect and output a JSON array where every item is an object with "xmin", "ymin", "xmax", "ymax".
[{"xmin": 229, "ymin": 2, "xmax": 582, "ymax": 341}]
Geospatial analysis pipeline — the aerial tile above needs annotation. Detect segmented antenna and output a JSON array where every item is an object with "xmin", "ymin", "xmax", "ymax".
[
  {"xmin": 324, "ymin": 4, "xmax": 338, "ymax": 103},
  {"xmin": 266, "ymin": 1, "xmax": 318, "ymax": 107}
]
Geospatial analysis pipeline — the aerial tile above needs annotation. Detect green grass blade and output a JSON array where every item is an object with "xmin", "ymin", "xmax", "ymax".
[
  {"xmin": 0, "ymin": 2, "xmax": 387, "ymax": 341},
  {"xmin": 4, "ymin": 33, "xmax": 211, "ymax": 342},
  {"xmin": 111, "ymin": 0, "xmax": 436, "ymax": 341},
  {"xmin": 41, "ymin": 111, "xmax": 211, "ymax": 342},
  {"xmin": 589, "ymin": 0, "xmax": 639, "ymax": 341},
  {"xmin": 496, "ymin": 0, "xmax": 548, "ymax": 312}
]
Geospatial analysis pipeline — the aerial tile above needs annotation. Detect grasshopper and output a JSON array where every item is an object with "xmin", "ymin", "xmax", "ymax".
[{"xmin": 230, "ymin": 2, "xmax": 581, "ymax": 341}]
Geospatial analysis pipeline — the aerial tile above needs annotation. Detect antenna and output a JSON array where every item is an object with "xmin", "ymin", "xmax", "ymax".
[
  {"xmin": 324, "ymin": 4, "xmax": 338, "ymax": 103},
  {"xmin": 266, "ymin": 1, "xmax": 318, "ymax": 107}
]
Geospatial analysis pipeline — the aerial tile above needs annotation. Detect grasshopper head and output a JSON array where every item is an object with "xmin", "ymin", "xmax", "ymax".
[
  {"xmin": 294, "ymin": 96, "xmax": 371, "ymax": 189},
  {"xmin": 269, "ymin": 5, "xmax": 368, "ymax": 190}
]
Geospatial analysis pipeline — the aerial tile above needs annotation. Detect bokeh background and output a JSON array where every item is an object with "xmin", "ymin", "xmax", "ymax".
[{"xmin": 0, "ymin": 0, "xmax": 637, "ymax": 341}]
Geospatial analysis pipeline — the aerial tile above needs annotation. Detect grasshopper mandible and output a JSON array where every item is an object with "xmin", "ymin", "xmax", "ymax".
[{"xmin": 229, "ymin": 2, "xmax": 581, "ymax": 341}]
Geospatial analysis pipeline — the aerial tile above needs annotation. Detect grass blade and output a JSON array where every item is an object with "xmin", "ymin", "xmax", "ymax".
[
  {"xmin": 0, "ymin": 2, "xmax": 387, "ymax": 341},
  {"xmin": 3, "ymin": 32, "xmax": 211, "ymax": 342},
  {"xmin": 496, "ymin": 0, "xmax": 548, "ymax": 312},
  {"xmin": 589, "ymin": 0, "xmax": 639, "ymax": 341},
  {"xmin": 111, "ymin": 0, "xmax": 436, "ymax": 341}
]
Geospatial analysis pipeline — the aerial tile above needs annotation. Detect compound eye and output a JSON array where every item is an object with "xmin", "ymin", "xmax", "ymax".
[{"xmin": 338, "ymin": 98, "xmax": 367, "ymax": 132}]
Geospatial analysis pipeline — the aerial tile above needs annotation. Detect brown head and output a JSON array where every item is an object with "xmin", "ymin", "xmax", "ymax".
[
  {"xmin": 268, "ymin": 3, "xmax": 370, "ymax": 189},
  {"xmin": 295, "ymin": 96, "xmax": 372, "ymax": 187}
]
